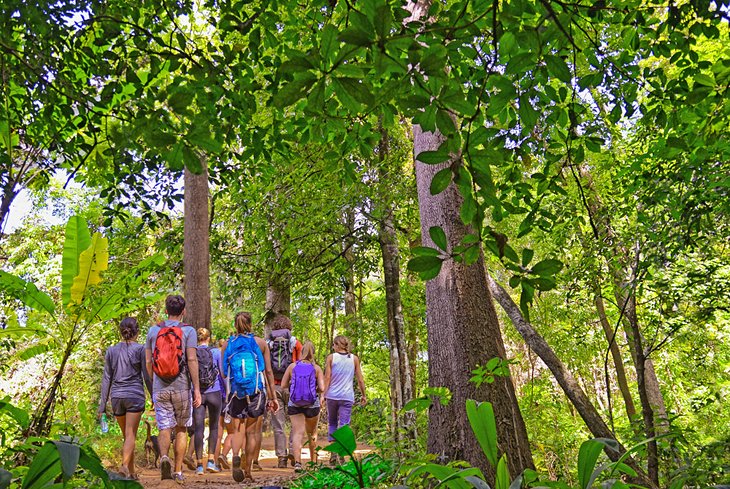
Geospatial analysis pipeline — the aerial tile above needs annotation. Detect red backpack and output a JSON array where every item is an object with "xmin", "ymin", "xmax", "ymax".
[{"xmin": 152, "ymin": 323, "xmax": 186, "ymax": 382}]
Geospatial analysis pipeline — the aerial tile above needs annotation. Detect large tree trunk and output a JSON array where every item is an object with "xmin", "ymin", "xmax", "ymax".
[
  {"xmin": 487, "ymin": 275, "xmax": 658, "ymax": 489},
  {"xmin": 413, "ymin": 125, "xmax": 533, "ymax": 480},
  {"xmin": 183, "ymin": 164, "xmax": 211, "ymax": 331},
  {"xmin": 342, "ymin": 207, "xmax": 358, "ymax": 351},
  {"xmin": 376, "ymin": 126, "xmax": 414, "ymax": 442},
  {"xmin": 264, "ymin": 275, "xmax": 291, "ymax": 338}
]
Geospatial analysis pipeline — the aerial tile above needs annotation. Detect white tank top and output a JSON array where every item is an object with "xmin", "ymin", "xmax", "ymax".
[{"xmin": 326, "ymin": 352, "xmax": 355, "ymax": 401}]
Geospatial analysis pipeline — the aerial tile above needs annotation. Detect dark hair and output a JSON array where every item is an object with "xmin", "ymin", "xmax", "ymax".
[
  {"xmin": 270, "ymin": 313, "xmax": 292, "ymax": 331},
  {"xmin": 119, "ymin": 317, "xmax": 139, "ymax": 341},
  {"xmin": 166, "ymin": 295, "xmax": 186, "ymax": 316},
  {"xmin": 234, "ymin": 312, "xmax": 252, "ymax": 334}
]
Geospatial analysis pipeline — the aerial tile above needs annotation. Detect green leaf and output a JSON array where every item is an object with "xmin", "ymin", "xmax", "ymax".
[
  {"xmin": 23, "ymin": 442, "xmax": 61, "ymax": 489},
  {"xmin": 495, "ymin": 455, "xmax": 510, "ymax": 489},
  {"xmin": 320, "ymin": 25, "xmax": 339, "ymax": 66},
  {"xmin": 460, "ymin": 193, "xmax": 477, "ymax": 225},
  {"xmin": 62, "ymin": 216, "xmax": 91, "ymax": 309},
  {"xmin": 466, "ymin": 399, "xmax": 498, "ymax": 466},
  {"xmin": 578, "ymin": 439, "xmax": 605, "ymax": 489},
  {"xmin": 544, "ymin": 55, "xmax": 572, "ymax": 83},
  {"xmin": 401, "ymin": 397, "xmax": 432, "ymax": 413},
  {"xmin": 188, "ymin": 130, "xmax": 223, "ymax": 153},
  {"xmin": 412, "ymin": 246, "xmax": 441, "ymax": 257},
  {"xmin": 0, "ymin": 271, "xmax": 55, "ymax": 316},
  {"xmin": 407, "ymin": 255, "xmax": 443, "ymax": 273},
  {"xmin": 430, "ymin": 168, "xmax": 452, "ymax": 195},
  {"xmin": 531, "ymin": 258, "xmax": 563, "ymax": 276},
  {"xmin": 274, "ymin": 76, "xmax": 317, "ymax": 108},
  {"xmin": 52, "ymin": 441, "xmax": 80, "ymax": 482},
  {"xmin": 0, "ymin": 398, "xmax": 30, "ymax": 430},
  {"xmin": 416, "ymin": 149, "xmax": 450, "ymax": 164},
  {"xmin": 182, "ymin": 145, "xmax": 202, "ymax": 173},
  {"xmin": 429, "ymin": 226, "xmax": 448, "ymax": 251},
  {"xmin": 521, "ymin": 248, "xmax": 534, "ymax": 267},
  {"xmin": 323, "ymin": 425, "xmax": 356, "ymax": 457},
  {"xmin": 338, "ymin": 27, "xmax": 372, "ymax": 47},
  {"xmin": 693, "ymin": 73, "xmax": 715, "ymax": 87},
  {"xmin": 279, "ymin": 54, "xmax": 315, "ymax": 74}
]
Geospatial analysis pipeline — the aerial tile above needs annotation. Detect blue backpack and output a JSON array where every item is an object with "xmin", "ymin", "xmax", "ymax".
[
  {"xmin": 290, "ymin": 361, "xmax": 317, "ymax": 407},
  {"xmin": 225, "ymin": 334, "xmax": 264, "ymax": 398}
]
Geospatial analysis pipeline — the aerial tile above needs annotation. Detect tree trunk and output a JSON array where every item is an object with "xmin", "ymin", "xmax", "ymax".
[
  {"xmin": 594, "ymin": 291, "xmax": 637, "ymax": 422},
  {"xmin": 183, "ymin": 164, "xmax": 211, "ymax": 331},
  {"xmin": 342, "ymin": 207, "xmax": 358, "ymax": 350},
  {"xmin": 413, "ymin": 125, "xmax": 534, "ymax": 480},
  {"xmin": 264, "ymin": 275, "xmax": 291, "ymax": 338},
  {"xmin": 488, "ymin": 275, "xmax": 658, "ymax": 489},
  {"xmin": 376, "ymin": 125, "xmax": 415, "ymax": 442}
]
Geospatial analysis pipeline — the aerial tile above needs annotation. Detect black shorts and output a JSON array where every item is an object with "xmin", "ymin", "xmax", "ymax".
[
  {"xmin": 287, "ymin": 405, "xmax": 321, "ymax": 418},
  {"xmin": 228, "ymin": 391, "xmax": 266, "ymax": 419},
  {"xmin": 111, "ymin": 397, "xmax": 145, "ymax": 417}
]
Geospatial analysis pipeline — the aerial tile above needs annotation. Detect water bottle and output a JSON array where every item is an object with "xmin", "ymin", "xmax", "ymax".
[{"xmin": 100, "ymin": 413, "xmax": 109, "ymax": 433}]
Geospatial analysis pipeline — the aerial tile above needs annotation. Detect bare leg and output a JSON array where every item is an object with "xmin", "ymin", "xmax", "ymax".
[
  {"xmin": 173, "ymin": 426, "xmax": 187, "ymax": 473},
  {"xmin": 243, "ymin": 417, "xmax": 260, "ymax": 476},
  {"xmin": 304, "ymin": 415, "xmax": 319, "ymax": 464},
  {"xmin": 215, "ymin": 416, "xmax": 225, "ymax": 461},
  {"xmin": 158, "ymin": 428, "xmax": 172, "ymax": 460},
  {"xmin": 122, "ymin": 412, "xmax": 142, "ymax": 477},
  {"xmin": 289, "ymin": 414, "xmax": 305, "ymax": 464},
  {"xmin": 250, "ymin": 417, "xmax": 263, "ymax": 465}
]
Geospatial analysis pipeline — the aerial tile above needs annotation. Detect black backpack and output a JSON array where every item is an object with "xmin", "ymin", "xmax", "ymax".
[
  {"xmin": 268, "ymin": 329, "xmax": 293, "ymax": 380},
  {"xmin": 196, "ymin": 346, "xmax": 219, "ymax": 391}
]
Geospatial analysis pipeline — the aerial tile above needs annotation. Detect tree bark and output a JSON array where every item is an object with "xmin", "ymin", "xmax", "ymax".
[
  {"xmin": 488, "ymin": 275, "xmax": 658, "ymax": 489},
  {"xmin": 376, "ymin": 126, "xmax": 414, "ymax": 442},
  {"xmin": 413, "ymin": 125, "xmax": 534, "ymax": 480},
  {"xmin": 264, "ymin": 275, "xmax": 291, "ymax": 338},
  {"xmin": 183, "ymin": 164, "xmax": 211, "ymax": 331},
  {"xmin": 594, "ymin": 291, "xmax": 637, "ymax": 422}
]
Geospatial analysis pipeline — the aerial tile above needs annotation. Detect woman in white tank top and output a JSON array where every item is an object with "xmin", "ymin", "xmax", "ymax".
[{"xmin": 323, "ymin": 335, "xmax": 367, "ymax": 465}]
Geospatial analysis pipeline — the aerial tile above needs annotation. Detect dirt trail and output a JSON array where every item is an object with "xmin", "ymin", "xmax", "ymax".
[{"xmin": 134, "ymin": 434, "xmax": 372, "ymax": 488}]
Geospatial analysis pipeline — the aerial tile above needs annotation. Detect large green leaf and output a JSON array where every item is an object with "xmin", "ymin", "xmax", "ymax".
[
  {"xmin": 70, "ymin": 232, "xmax": 109, "ymax": 305},
  {"xmin": 323, "ymin": 424, "xmax": 357, "ymax": 457},
  {"xmin": 0, "ymin": 398, "xmax": 30, "ymax": 430},
  {"xmin": 466, "ymin": 399, "xmax": 498, "ymax": 466},
  {"xmin": 62, "ymin": 216, "xmax": 91, "ymax": 309},
  {"xmin": 578, "ymin": 439, "xmax": 605, "ymax": 489},
  {"xmin": 22, "ymin": 442, "xmax": 61, "ymax": 489},
  {"xmin": 52, "ymin": 440, "xmax": 80, "ymax": 482},
  {"xmin": 0, "ymin": 271, "xmax": 55, "ymax": 316}
]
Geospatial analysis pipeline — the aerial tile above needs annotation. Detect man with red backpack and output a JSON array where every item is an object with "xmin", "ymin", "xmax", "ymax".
[
  {"xmin": 145, "ymin": 295, "xmax": 202, "ymax": 484},
  {"xmin": 266, "ymin": 314, "xmax": 302, "ymax": 468}
]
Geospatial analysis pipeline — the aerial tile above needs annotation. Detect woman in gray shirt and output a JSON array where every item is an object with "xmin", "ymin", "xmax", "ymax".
[{"xmin": 98, "ymin": 317, "xmax": 151, "ymax": 480}]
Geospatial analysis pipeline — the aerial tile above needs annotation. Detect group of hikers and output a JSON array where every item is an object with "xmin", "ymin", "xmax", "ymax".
[{"xmin": 97, "ymin": 294, "xmax": 367, "ymax": 483}]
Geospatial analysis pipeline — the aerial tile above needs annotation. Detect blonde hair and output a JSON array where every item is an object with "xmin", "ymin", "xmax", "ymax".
[
  {"xmin": 301, "ymin": 341, "xmax": 316, "ymax": 363},
  {"xmin": 197, "ymin": 327, "xmax": 210, "ymax": 342},
  {"xmin": 333, "ymin": 335, "xmax": 352, "ymax": 353},
  {"xmin": 235, "ymin": 312, "xmax": 253, "ymax": 334}
]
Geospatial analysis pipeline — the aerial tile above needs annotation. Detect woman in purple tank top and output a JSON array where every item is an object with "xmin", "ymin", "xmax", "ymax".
[
  {"xmin": 323, "ymin": 335, "xmax": 367, "ymax": 466},
  {"xmin": 281, "ymin": 341, "xmax": 324, "ymax": 471}
]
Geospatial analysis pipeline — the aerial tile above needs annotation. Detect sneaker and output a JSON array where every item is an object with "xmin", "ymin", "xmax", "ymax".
[
  {"xmin": 195, "ymin": 465, "xmax": 204, "ymax": 475},
  {"xmin": 294, "ymin": 461, "xmax": 303, "ymax": 473},
  {"xmin": 206, "ymin": 460, "xmax": 221, "ymax": 473},
  {"xmin": 288, "ymin": 453, "xmax": 296, "ymax": 467},
  {"xmin": 252, "ymin": 461, "xmax": 263, "ymax": 471},
  {"xmin": 173, "ymin": 472, "xmax": 185, "ymax": 484},
  {"xmin": 232, "ymin": 456, "xmax": 244, "ymax": 483},
  {"xmin": 183, "ymin": 454, "xmax": 196, "ymax": 471},
  {"xmin": 277, "ymin": 456, "xmax": 288, "ymax": 469},
  {"xmin": 160, "ymin": 455, "xmax": 172, "ymax": 480},
  {"xmin": 217, "ymin": 455, "xmax": 230, "ymax": 470},
  {"xmin": 329, "ymin": 453, "xmax": 339, "ymax": 466}
]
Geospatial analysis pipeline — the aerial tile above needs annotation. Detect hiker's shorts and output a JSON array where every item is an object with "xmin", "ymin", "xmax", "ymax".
[
  {"xmin": 111, "ymin": 396, "xmax": 145, "ymax": 417},
  {"xmin": 227, "ymin": 391, "xmax": 266, "ymax": 419},
  {"xmin": 287, "ymin": 405, "xmax": 321, "ymax": 418},
  {"xmin": 154, "ymin": 389, "xmax": 192, "ymax": 431}
]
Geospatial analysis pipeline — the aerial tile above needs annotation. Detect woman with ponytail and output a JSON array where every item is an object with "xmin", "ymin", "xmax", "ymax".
[{"xmin": 98, "ymin": 317, "xmax": 152, "ymax": 480}]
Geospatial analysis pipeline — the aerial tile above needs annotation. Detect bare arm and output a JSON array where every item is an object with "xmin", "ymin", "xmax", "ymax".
[
  {"xmin": 145, "ymin": 348, "xmax": 154, "ymax": 386},
  {"xmin": 323, "ymin": 354, "xmax": 333, "ymax": 396},
  {"xmin": 187, "ymin": 346, "xmax": 202, "ymax": 408},
  {"xmin": 315, "ymin": 365, "xmax": 325, "ymax": 393},
  {"xmin": 354, "ymin": 355, "xmax": 367, "ymax": 405},
  {"xmin": 257, "ymin": 337, "xmax": 279, "ymax": 411}
]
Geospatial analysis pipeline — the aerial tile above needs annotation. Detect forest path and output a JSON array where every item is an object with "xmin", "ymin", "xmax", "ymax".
[{"xmin": 135, "ymin": 433, "xmax": 373, "ymax": 488}]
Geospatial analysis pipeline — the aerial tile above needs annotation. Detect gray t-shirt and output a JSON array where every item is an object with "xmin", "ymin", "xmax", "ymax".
[
  {"xmin": 98, "ymin": 341, "xmax": 152, "ymax": 414},
  {"xmin": 145, "ymin": 320, "xmax": 197, "ymax": 394}
]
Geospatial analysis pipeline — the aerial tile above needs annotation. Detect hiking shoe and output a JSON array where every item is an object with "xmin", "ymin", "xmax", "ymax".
[
  {"xmin": 206, "ymin": 461, "xmax": 221, "ymax": 473},
  {"xmin": 288, "ymin": 453, "xmax": 296, "ymax": 467},
  {"xmin": 329, "ymin": 453, "xmax": 339, "ymax": 466},
  {"xmin": 195, "ymin": 465, "xmax": 204, "ymax": 475},
  {"xmin": 232, "ymin": 456, "xmax": 244, "ymax": 482},
  {"xmin": 173, "ymin": 472, "xmax": 185, "ymax": 484},
  {"xmin": 160, "ymin": 455, "xmax": 173, "ymax": 480},
  {"xmin": 294, "ymin": 461, "xmax": 303, "ymax": 473},
  {"xmin": 277, "ymin": 456, "xmax": 288, "ymax": 468},
  {"xmin": 183, "ymin": 454, "xmax": 196, "ymax": 471},
  {"xmin": 217, "ymin": 455, "xmax": 230, "ymax": 470},
  {"xmin": 252, "ymin": 461, "xmax": 263, "ymax": 471}
]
